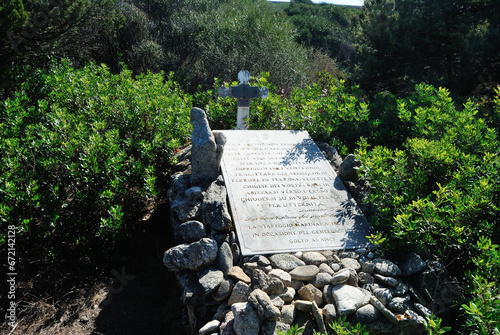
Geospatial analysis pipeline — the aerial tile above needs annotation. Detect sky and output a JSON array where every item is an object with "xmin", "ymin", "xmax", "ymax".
[{"xmin": 269, "ymin": 0, "xmax": 364, "ymax": 6}]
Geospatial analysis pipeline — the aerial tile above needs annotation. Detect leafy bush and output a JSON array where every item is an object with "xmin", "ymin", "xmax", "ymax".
[
  {"xmin": 461, "ymin": 237, "xmax": 500, "ymax": 335},
  {"xmin": 0, "ymin": 60, "xmax": 192, "ymax": 265},
  {"xmin": 356, "ymin": 83, "xmax": 500, "ymax": 255}
]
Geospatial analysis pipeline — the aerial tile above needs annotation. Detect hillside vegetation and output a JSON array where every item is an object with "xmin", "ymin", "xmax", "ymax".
[{"xmin": 1, "ymin": 0, "xmax": 499, "ymax": 334}]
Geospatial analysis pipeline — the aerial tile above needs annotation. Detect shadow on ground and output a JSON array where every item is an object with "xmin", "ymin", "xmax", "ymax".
[{"xmin": 93, "ymin": 203, "xmax": 185, "ymax": 335}]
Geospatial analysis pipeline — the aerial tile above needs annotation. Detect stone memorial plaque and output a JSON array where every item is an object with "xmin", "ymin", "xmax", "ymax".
[{"xmin": 214, "ymin": 130, "xmax": 373, "ymax": 256}]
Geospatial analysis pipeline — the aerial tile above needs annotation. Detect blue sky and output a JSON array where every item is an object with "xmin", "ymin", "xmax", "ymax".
[{"xmin": 269, "ymin": 0, "xmax": 364, "ymax": 6}]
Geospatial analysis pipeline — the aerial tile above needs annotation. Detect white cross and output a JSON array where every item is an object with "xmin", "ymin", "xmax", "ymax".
[{"xmin": 219, "ymin": 71, "xmax": 269, "ymax": 130}]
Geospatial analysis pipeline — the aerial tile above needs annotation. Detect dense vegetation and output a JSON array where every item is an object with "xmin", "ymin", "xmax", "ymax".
[{"xmin": 1, "ymin": 0, "xmax": 499, "ymax": 333}]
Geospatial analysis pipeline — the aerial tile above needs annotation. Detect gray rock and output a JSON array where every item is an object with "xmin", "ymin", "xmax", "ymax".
[
  {"xmin": 330, "ymin": 268, "xmax": 352, "ymax": 285},
  {"xmin": 185, "ymin": 186, "xmax": 204, "ymax": 201},
  {"xmin": 220, "ymin": 311, "xmax": 236, "ymax": 335},
  {"xmin": 331, "ymin": 263, "xmax": 341, "ymax": 272},
  {"xmin": 341, "ymin": 258, "xmax": 361, "ymax": 272},
  {"xmin": 227, "ymin": 266, "xmax": 251, "ymax": 284},
  {"xmin": 321, "ymin": 250, "xmax": 336, "ymax": 262},
  {"xmin": 228, "ymin": 282, "xmax": 251, "ymax": 305},
  {"xmin": 217, "ymin": 242, "xmax": 234, "ymax": 275},
  {"xmin": 322, "ymin": 304, "xmax": 337, "ymax": 325},
  {"xmin": 356, "ymin": 248, "xmax": 367, "ymax": 255},
  {"xmin": 214, "ymin": 304, "xmax": 232, "ymax": 321},
  {"xmin": 199, "ymin": 320, "xmax": 221, "ymax": 335},
  {"xmin": 312, "ymin": 301, "xmax": 327, "ymax": 334},
  {"xmin": 389, "ymin": 282, "xmax": 409, "ymax": 297},
  {"xmin": 270, "ymin": 295, "xmax": 285, "ymax": 308},
  {"xmin": 311, "ymin": 272, "xmax": 332, "ymax": 288},
  {"xmin": 163, "ymin": 238, "xmax": 218, "ymax": 271},
  {"xmin": 369, "ymin": 295, "xmax": 399, "ymax": 325},
  {"xmin": 399, "ymin": 309, "xmax": 427, "ymax": 334},
  {"xmin": 269, "ymin": 269, "xmax": 292, "ymax": 287},
  {"xmin": 231, "ymin": 302, "xmax": 260, "ymax": 335},
  {"xmin": 344, "ymin": 181, "xmax": 359, "ymax": 198},
  {"xmin": 279, "ymin": 287, "xmax": 296, "ymax": 303},
  {"xmin": 176, "ymin": 271, "xmax": 204, "ymax": 305},
  {"xmin": 253, "ymin": 269, "xmax": 285, "ymax": 295},
  {"xmin": 323, "ymin": 285, "xmax": 335, "ymax": 305},
  {"xmin": 361, "ymin": 261, "xmax": 375, "ymax": 274},
  {"xmin": 294, "ymin": 300, "xmax": 313, "ymax": 313},
  {"xmin": 168, "ymin": 172, "xmax": 191, "ymax": 200},
  {"xmin": 355, "ymin": 304, "xmax": 381, "ymax": 324},
  {"xmin": 358, "ymin": 272, "xmax": 376, "ymax": 285},
  {"xmin": 374, "ymin": 273, "xmax": 399, "ymax": 287},
  {"xmin": 319, "ymin": 263, "xmax": 335, "ymax": 276},
  {"xmin": 301, "ymin": 252, "xmax": 328, "ymax": 265},
  {"xmin": 170, "ymin": 196, "xmax": 202, "ymax": 223},
  {"xmin": 404, "ymin": 308, "xmax": 426, "ymax": 324},
  {"xmin": 338, "ymin": 154, "xmax": 361, "ymax": 182},
  {"xmin": 414, "ymin": 303, "xmax": 433, "ymax": 318},
  {"xmin": 244, "ymin": 262, "xmax": 272, "ymax": 273},
  {"xmin": 400, "ymin": 252, "xmax": 427, "ymax": 276},
  {"xmin": 280, "ymin": 304, "xmax": 296, "ymax": 324},
  {"xmin": 248, "ymin": 289, "xmax": 281, "ymax": 321},
  {"xmin": 290, "ymin": 265, "xmax": 320, "ymax": 281},
  {"xmin": 190, "ymin": 107, "xmax": 225, "ymax": 187},
  {"xmin": 198, "ymin": 267, "xmax": 224, "ymax": 295},
  {"xmin": 261, "ymin": 321, "xmax": 290, "ymax": 335},
  {"xmin": 373, "ymin": 288, "xmax": 393, "ymax": 306},
  {"xmin": 290, "ymin": 279, "xmax": 304, "ymax": 292},
  {"xmin": 374, "ymin": 259, "xmax": 401, "ymax": 277},
  {"xmin": 298, "ymin": 284, "xmax": 324, "ymax": 306},
  {"xmin": 231, "ymin": 243, "xmax": 241, "ymax": 265},
  {"xmin": 175, "ymin": 220, "xmax": 206, "ymax": 243},
  {"xmin": 331, "ymin": 284, "xmax": 369, "ymax": 316},
  {"xmin": 318, "ymin": 142, "xmax": 343, "ymax": 171},
  {"xmin": 249, "ymin": 255, "xmax": 271, "ymax": 266},
  {"xmin": 212, "ymin": 278, "xmax": 234, "ymax": 302},
  {"xmin": 338, "ymin": 251, "xmax": 360, "ymax": 259},
  {"xmin": 269, "ymin": 254, "xmax": 306, "ymax": 271},
  {"xmin": 202, "ymin": 176, "xmax": 233, "ymax": 232},
  {"xmin": 358, "ymin": 255, "xmax": 369, "ymax": 265},
  {"xmin": 387, "ymin": 296, "xmax": 410, "ymax": 314},
  {"xmin": 362, "ymin": 283, "xmax": 379, "ymax": 293}
]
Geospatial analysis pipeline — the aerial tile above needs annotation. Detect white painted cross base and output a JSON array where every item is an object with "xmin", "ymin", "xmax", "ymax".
[{"xmin": 236, "ymin": 107, "xmax": 250, "ymax": 130}]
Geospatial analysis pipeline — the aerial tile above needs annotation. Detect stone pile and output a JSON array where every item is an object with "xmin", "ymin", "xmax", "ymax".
[
  {"xmin": 162, "ymin": 108, "xmax": 443, "ymax": 334},
  {"xmin": 164, "ymin": 170, "xmax": 434, "ymax": 335}
]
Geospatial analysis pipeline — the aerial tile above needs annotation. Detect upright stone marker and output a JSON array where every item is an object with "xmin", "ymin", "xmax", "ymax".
[{"xmin": 214, "ymin": 130, "xmax": 373, "ymax": 256}]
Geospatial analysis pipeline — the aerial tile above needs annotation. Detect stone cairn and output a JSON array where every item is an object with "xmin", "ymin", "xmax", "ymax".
[{"xmin": 163, "ymin": 108, "xmax": 455, "ymax": 335}]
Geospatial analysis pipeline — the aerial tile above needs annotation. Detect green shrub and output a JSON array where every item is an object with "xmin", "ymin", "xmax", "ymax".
[
  {"xmin": 0, "ymin": 60, "xmax": 192, "ymax": 264},
  {"xmin": 356, "ymin": 83, "xmax": 500, "ymax": 254},
  {"xmin": 461, "ymin": 237, "xmax": 500, "ymax": 335}
]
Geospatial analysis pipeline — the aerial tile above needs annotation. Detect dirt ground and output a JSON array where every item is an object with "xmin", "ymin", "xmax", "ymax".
[{"xmin": 1, "ymin": 203, "xmax": 186, "ymax": 335}]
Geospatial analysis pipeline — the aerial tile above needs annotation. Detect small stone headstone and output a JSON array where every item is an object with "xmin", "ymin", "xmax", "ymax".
[{"xmin": 190, "ymin": 107, "xmax": 226, "ymax": 187}]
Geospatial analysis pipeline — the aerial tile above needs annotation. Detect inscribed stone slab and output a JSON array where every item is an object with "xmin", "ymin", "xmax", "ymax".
[{"xmin": 214, "ymin": 130, "xmax": 372, "ymax": 256}]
